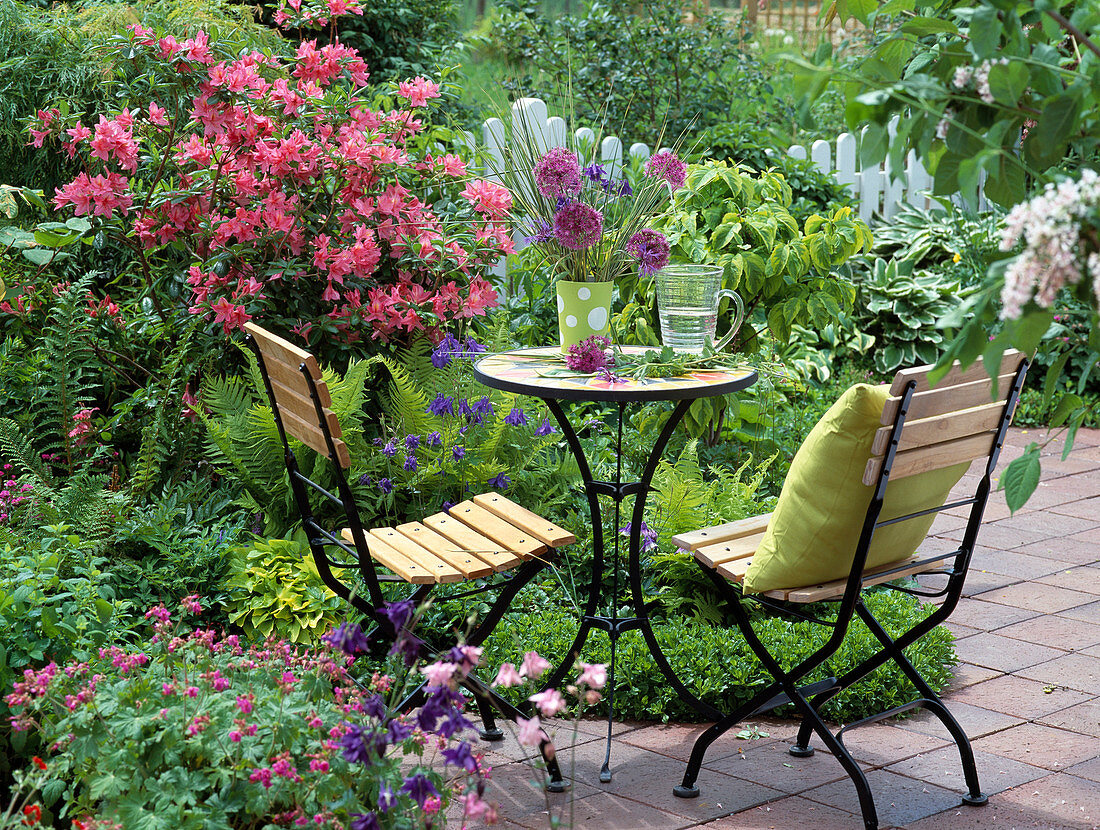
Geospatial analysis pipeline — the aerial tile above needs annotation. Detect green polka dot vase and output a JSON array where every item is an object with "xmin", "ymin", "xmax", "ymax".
[{"xmin": 556, "ymin": 279, "xmax": 613, "ymax": 354}]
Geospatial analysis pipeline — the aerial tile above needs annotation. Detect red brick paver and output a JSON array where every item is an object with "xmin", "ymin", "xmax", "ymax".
[{"xmin": 467, "ymin": 428, "xmax": 1100, "ymax": 829}]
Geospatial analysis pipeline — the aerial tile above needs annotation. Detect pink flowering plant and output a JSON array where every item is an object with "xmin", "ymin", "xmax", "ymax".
[
  {"xmin": 23, "ymin": 21, "xmax": 512, "ymax": 352},
  {"xmin": 498, "ymin": 134, "xmax": 684, "ymax": 282},
  {"xmin": 4, "ymin": 595, "xmax": 496, "ymax": 829}
]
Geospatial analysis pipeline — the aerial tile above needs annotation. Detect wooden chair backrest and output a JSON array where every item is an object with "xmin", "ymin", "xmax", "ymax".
[
  {"xmin": 244, "ymin": 322, "xmax": 351, "ymax": 468},
  {"xmin": 864, "ymin": 350, "xmax": 1027, "ymax": 485}
]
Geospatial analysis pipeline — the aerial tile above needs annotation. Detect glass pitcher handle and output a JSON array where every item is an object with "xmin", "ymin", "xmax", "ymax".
[{"xmin": 711, "ymin": 289, "xmax": 745, "ymax": 353}]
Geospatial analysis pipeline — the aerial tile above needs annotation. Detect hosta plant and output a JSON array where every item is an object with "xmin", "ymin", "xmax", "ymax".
[{"xmin": 853, "ymin": 257, "xmax": 975, "ymax": 374}]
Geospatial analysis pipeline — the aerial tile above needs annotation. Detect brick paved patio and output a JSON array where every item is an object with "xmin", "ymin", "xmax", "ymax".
[{"xmin": 463, "ymin": 427, "xmax": 1100, "ymax": 829}]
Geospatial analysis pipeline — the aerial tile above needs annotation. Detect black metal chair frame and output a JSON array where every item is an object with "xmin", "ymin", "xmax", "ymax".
[
  {"xmin": 246, "ymin": 333, "xmax": 567, "ymax": 789},
  {"xmin": 673, "ymin": 359, "xmax": 1029, "ymax": 830}
]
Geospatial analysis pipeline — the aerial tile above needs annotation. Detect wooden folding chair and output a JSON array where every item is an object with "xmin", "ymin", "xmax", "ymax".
[
  {"xmin": 671, "ymin": 351, "xmax": 1029, "ymax": 829},
  {"xmin": 244, "ymin": 323, "xmax": 576, "ymax": 789}
]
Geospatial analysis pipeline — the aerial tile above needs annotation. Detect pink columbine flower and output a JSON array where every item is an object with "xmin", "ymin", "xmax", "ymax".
[
  {"xmin": 528, "ymin": 688, "xmax": 567, "ymax": 717},
  {"xmin": 519, "ymin": 651, "xmax": 551, "ymax": 679},
  {"xmin": 516, "ymin": 715, "xmax": 544, "ymax": 746},
  {"xmin": 577, "ymin": 662, "xmax": 607, "ymax": 689},
  {"xmin": 421, "ymin": 661, "xmax": 457, "ymax": 687},
  {"xmin": 492, "ymin": 662, "xmax": 522, "ymax": 687}
]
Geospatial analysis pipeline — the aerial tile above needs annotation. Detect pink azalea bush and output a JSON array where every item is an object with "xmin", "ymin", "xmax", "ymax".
[
  {"xmin": 5, "ymin": 596, "xmax": 495, "ymax": 829},
  {"xmin": 27, "ymin": 22, "xmax": 512, "ymax": 350}
]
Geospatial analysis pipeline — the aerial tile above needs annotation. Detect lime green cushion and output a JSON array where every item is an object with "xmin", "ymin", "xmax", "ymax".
[{"xmin": 742, "ymin": 383, "xmax": 969, "ymax": 594}]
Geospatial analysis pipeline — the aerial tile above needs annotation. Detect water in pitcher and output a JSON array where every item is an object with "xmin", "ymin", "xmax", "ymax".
[{"xmin": 659, "ymin": 306, "xmax": 717, "ymax": 354}]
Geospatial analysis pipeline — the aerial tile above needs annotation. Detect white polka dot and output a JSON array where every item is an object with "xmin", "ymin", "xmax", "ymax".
[
  {"xmin": 587, "ymin": 306, "xmax": 607, "ymax": 330},
  {"xmin": 557, "ymin": 295, "xmax": 565, "ymax": 313},
  {"xmin": 577, "ymin": 286, "xmax": 591, "ymax": 300},
  {"xmin": 565, "ymin": 315, "xmax": 578, "ymax": 328}
]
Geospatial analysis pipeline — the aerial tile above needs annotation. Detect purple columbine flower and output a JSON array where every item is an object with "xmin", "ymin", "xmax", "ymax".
[
  {"xmin": 473, "ymin": 396, "xmax": 495, "ymax": 417},
  {"xmin": 583, "ymin": 162, "xmax": 607, "ymax": 183},
  {"xmin": 616, "ymin": 178, "xmax": 633, "ymax": 197},
  {"xmin": 524, "ymin": 218, "xmax": 554, "ymax": 245},
  {"xmin": 357, "ymin": 473, "xmax": 372, "ymax": 486},
  {"xmin": 383, "ymin": 599, "xmax": 415, "ymax": 630},
  {"xmin": 535, "ymin": 418, "xmax": 555, "ymax": 436},
  {"xmin": 364, "ymin": 694, "xmax": 386, "ymax": 720},
  {"xmin": 427, "ymin": 393, "xmax": 454, "ymax": 417},
  {"xmin": 377, "ymin": 782, "xmax": 397, "ymax": 812},
  {"xmin": 487, "ymin": 472, "xmax": 511, "ymax": 490},
  {"xmin": 644, "ymin": 150, "xmax": 687, "ymax": 189},
  {"xmin": 463, "ymin": 337, "xmax": 486, "ymax": 357},
  {"xmin": 426, "ymin": 431, "xmax": 442, "ymax": 447},
  {"xmin": 351, "ymin": 812, "xmax": 381, "ymax": 830},
  {"xmin": 452, "ymin": 445, "xmax": 465, "ymax": 460},
  {"xmin": 443, "ymin": 741, "xmax": 479, "ymax": 772},
  {"xmin": 339, "ymin": 723, "xmax": 374, "ymax": 765},
  {"xmin": 553, "ymin": 202, "xmax": 603, "ymax": 250},
  {"xmin": 378, "ymin": 477, "xmax": 393, "ymax": 494},
  {"xmin": 626, "ymin": 229, "xmax": 671, "ymax": 275},
  {"xmin": 387, "ymin": 717, "xmax": 413, "ymax": 744},
  {"xmin": 620, "ymin": 521, "xmax": 659, "ymax": 552},
  {"xmin": 381, "ymin": 440, "xmax": 397, "ymax": 458},
  {"xmin": 404, "ymin": 454, "xmax": 418, "ymax": 472},
  {"xmin": 431, "ymin": 333, "xmax": 461, "ymax": 368},
  {"xmin": 504, "ymin": 406, "xmax": 527, "ymax": 426},
  {"xmin": 405, "ymin": 434, "xmax": 420, "ymax": 450},
  {"xmin": 322, "ymin": 622, "xmax": 370, "ymax": 656},
  {"xmin": 534, "ymin": 146, "xmax": 582, "ymax": 200}
]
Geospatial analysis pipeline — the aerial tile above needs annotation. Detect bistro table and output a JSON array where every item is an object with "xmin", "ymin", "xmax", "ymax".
[{"xmin": 474, "ymin": 346, "xmax": 757, "ymax": 783}]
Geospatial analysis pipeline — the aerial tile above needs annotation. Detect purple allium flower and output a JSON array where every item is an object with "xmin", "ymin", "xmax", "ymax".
[
  {"xmin": 381, "ymin": 440, "xmax": 397, "ymax": 458},
  {"xmin": 452, "ymin": 445, "xmax": 465, "ymax": 460},
  {"xmin": 431, "ymin": 332, "xmax": 461, "ymax": 368},
  {"xmin": 553, "ymin": 202, "xmax": 603, "ymax": 250},
  {"xmin": 322, "ymin": 622, "xmax": 370, "ymax": 656},
  {"xmin": 427, "ymin": 393, "xmax": 454, "ymax": 417},
  {"xmin": 626, "ymin": 229, "xmax": 671, "ymax": 275},
  {"xmin": 487, "ymin": 472, "xmax": 511, "ymax": 490},
  {"xmin": 443, "ymin": 741, "xmax": 479, "ymax": 772},
  {"xmin": 378, "ymin": 477, "xmax": 393, "ymax": 494},
  {"xmin": 405, "ymin": 434, "xmax": 420, "ymax": 450},
  {"xmin": 400, "ymin": 773, "xmax": 441, "ymax": 807},
  {"xmin": 426, "ymin": 431, "xmax": 442, "ymax": 447},
  {"xmin": 534, "ymin": 146, "xmax": 582, "ymax": 200},
  {"xmin": 403, "ymin": 454, "xmax": 418, "ymax": 472},
  {"xmin": 644, "ymin": 150, "xmax": 687, "ymax": 189},
  {"xmin": 504, "ymin": 406, "xmax": 527, "ymax": 426},
  {"xmin": 535, "ymin": 418, "xmax": 556, "ymax": 436},
  {"xmin": 565, "ymin": 335, "xmax": 612, "ymax": 373}
]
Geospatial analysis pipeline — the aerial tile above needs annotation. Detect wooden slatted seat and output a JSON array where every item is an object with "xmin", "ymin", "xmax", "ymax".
[
  {"xmin": 671, "ymin": 351, "xmax": 1030, "ymax": 830},
  {"xmin": 243, "ymin": 322, "xmax": 574, "ymax": 790}
]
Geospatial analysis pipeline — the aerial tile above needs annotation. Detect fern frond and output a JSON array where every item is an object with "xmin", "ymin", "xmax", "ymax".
[
  {"xmin": 0, "ymin": 416, "xmax": 55, "ymax": 492},
  {"xmin": 368, "ymin": 355, "xmax": 432, "ymax": 436}
]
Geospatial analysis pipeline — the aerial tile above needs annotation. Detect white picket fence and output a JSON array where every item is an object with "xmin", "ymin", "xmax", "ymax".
[{"xmin": 470, "ymin": 97, "xmax": 986, "ymax": 226}]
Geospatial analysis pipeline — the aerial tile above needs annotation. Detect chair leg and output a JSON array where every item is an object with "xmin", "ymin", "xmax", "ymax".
[
  {"xmin": 471, "ymin": 690, "xmax": 505, "ymax": 742},
  {"xmin": 675, "ymin": 708, "xmax": 750, "ymax": 798},
  {"xmin": 855, "ymin": 606, "xmax": 987, "ymax": 807}
]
